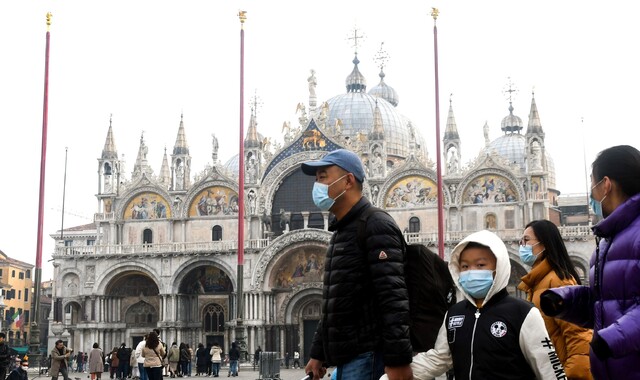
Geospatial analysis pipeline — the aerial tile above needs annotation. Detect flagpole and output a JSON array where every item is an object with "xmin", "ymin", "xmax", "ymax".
[
  {"xmin": 235, "ymin": 9, "xmax": 247, "ymax": 360},
  {"xmin": 31, "ymin": 11, "xmax": 52, "ymax": 363},
  {"xmin": 432, "ymin": 8, "xmax": 445, "ymax": 259}
]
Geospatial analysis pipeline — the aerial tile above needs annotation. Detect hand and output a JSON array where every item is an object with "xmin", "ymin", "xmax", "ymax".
[
  {"xmin": 384, "ymin": 365, "xmax": 413, "ymax": 380},
  {"xmin": 540, "ymin": 290, "xmax": 564, "ymax": 317},
  {"xmin": 304, "ymin": 358, "xmax": 326, "ymax": 380}
]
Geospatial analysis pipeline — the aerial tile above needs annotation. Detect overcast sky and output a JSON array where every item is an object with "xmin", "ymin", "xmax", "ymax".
[{"xmin": 1, "ymin": 0, "xmax": 639, "ymax": 281}]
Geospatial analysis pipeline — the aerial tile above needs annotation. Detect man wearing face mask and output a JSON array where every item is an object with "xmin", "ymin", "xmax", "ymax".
[{"xmin": 300, "ymin": 149, "xmax": 413, "ymax": 380}]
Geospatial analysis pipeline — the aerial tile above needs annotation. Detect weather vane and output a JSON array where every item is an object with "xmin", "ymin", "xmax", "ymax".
[
  {"xmin": 250, "ymin": 89, "xmax": 263, "ymax": 117},
  {"xmin": 502, "ymin": 77, "xmax": 519, "ymax": 104},
  {"xmin": 374, "ymin": 42, "xmax": 389, "ymax": 72},
  {"xmin": 347, "ymin": 26, "xmax": 366, "ymax": 54}
]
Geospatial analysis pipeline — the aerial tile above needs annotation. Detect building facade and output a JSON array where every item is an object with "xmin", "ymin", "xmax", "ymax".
[
  {"xmin": 49, "ymin": 53, "xmax": 595, "ymax": 362},
  {"xmin": 0, "ymin": 250, "xmax": 34, "ymax": 347}
]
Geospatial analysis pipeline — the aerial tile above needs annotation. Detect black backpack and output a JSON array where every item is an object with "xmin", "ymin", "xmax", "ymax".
[{"xmin": 357, "ymin": 206, "xmax": 456, "ymax": 352}]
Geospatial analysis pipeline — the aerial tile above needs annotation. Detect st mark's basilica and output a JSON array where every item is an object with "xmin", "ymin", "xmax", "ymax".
[{"xmin": 49, "ymin": 49, "xmax": 595, "ymax": 362}]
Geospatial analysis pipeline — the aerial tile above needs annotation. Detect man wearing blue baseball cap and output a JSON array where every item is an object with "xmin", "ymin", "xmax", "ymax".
[{"xmin": 301, "ymin": 149, "xmax": 412, "ymax": 380}]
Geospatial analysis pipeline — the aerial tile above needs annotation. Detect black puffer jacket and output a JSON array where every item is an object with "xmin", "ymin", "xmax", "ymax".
[{"xmin": 309, "ymin": 197, "xmax": 412, "ymax": 367}]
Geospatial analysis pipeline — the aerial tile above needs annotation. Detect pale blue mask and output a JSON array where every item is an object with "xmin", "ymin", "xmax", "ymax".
[
  {"xmin": 590, "ymin": 178, "xmax": 607, "ymax": 218},
  {"xmin": 312, "ymin": 174, "xmax": 347, "ymax": 211},
  {"xmin": 519, "ymin": 242, "xmax": 543, "ymax": 266},
  {"xmin": 458, "ymin": 269, "xmax": 494, "ymax": 299}
]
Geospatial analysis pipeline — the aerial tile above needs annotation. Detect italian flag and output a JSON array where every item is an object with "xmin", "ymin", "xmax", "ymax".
[{"xmin": 12, "ymin": 311, "xmax": 22, "ymax": 328}]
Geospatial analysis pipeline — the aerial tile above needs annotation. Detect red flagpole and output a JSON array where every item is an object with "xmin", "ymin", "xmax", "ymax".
[
  {"xmin": 31, "ymin": 11, "xmax": 52, "ymax": 358},
  {"xmin": 432, "ymin": 8, "xmax": 445, "ymax": 259},
  {"xmin": 235, "ymin": 10, "xmax": 247, "ymax": 354}
]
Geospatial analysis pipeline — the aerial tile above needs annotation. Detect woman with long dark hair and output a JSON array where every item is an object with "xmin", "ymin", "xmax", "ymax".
[
  {"xmin": 141, "ymin": 332, "xmax": 165, "ymax": 380},
  {"xmin": 542, "ymin": 145, "xmax": 640, "ymax": 379},
  {"xmin": 518, "ymin": 220, "xmax": 592, "ymax": 379}
]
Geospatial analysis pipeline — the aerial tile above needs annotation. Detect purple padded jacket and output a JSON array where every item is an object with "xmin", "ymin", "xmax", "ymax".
[{"xmin": 547, "ymin": 193, "xmax": 640, "ymax": 380}]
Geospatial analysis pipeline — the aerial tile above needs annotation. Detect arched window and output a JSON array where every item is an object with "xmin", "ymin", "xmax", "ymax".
[
  {"xmin": 484, "ymin": 213, "xmax": 497, "ymax": 229},
  {"xmin": 409, "ymin": 217, "xmax": 421, "ymax": 233},
  {"xmin": 290, "ymin": 213, "xmax": 304, "ymax": 231},
  {"xmin": 212, "ymin": 225, "xmax": 223, "ymax": 241},
  {"xmin": 143, "ymin": 229, "xmax": 153, "ymax": 244},
  {"xmin": 307, "ymin": 212, "xmax": 324, "ymax": 229},
  {"xmin": 203, "ymin": 304, "xmax": 225, "ymax": 333}
]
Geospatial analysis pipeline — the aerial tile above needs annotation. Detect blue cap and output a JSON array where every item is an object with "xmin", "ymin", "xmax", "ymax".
[{"xmin": 301, "ymin": 149, "xmax": 366, "ymax": 182}]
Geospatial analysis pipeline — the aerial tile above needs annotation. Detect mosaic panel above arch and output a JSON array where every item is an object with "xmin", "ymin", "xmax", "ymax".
[
  {"xmin": 124, "ymin": 192, "xmax": 171, "ymax": 220},
  {"xmin": 270, "ymin": 246, "xmax": 326, "ymax": 289},
  {"xmin": 189, "ymin": 186, "xmax": 239, "ymax": 216},
  {"xmin": 384, "ymin": 175, "xmax": 438, "ymax": 208},
  {"xmin": 462, "ymin": 174, "xmax": 518, "ymax": 204},
  {"xmin": 179, "ymin": 266, "xmax": 233, "ymax": 294}
]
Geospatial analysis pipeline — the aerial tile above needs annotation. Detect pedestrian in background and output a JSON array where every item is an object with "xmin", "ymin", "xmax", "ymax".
[
  {"xmin": 50, "ymin": 340, "xmax": 73, "ymax": 380},
  {"xmin": 542, "ymin": 145, "xmax": 640, "ymax": 379},
  {"xmin": 209, "ymin": 342, "xmax": 222, "ymax": 378},
  {"xmin": 135, "ymin": 334, "xmax": 148, "ymax": 380},
  {"xmin": 0, "ymin": 333, "xmax": 11, "ymax": 380},
  {"xmin": 88, "ymin": 343, "xmax": 105, "ymax": 380},
  {"xmin": 141, "ymin": 332, "xmax": 165, "ymax": 380},
  {"xmin": 518, "ymin": 219, "xmax": 593, "ymax": 379}
]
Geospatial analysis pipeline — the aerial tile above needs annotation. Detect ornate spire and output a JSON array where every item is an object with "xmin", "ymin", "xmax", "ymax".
[
  {"xmin": 526, "ymin": 90, "xmax": 544, "ymax": 134},
  {"xmin": 101, "ymin": 114, "xmax": 118, "ymax": 160},
  {"xmin": 500, "ymin": 78, "xmax": 523, "ymax": 133},
  {"xmin": 173, "ymin": 114, "xmax": 189, "ymax": 155},
  {"xmin": 245, "ymin": 92, "xmax": 261, "ymax": 148},
  {"xmin": 369, "ymin": 42, "xmax": 399, "ymax": 106},
  {"xmin": 159, "ymin": 147, "xmax": 170, "ymax": 186},
  {"xmin": 132, "ymin": 132, "xmax": 153, "ymax": 179},
  {"xmin": 444, "ymin": 95, "xmax": 460, "ymax": 141},
  {"xmin": 370, "ymin": 99, "xmax": 384, "ymax": 140},
  {"xmin": 346, "ymin": 27, "xmax": 367, "ymax": 93}
]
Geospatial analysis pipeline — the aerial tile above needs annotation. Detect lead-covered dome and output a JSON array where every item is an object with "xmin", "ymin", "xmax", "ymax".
[
  {"xmin": 368, "ymin": 70, "xmax": 399, "ymax": 107},
  {"xmin": 324, "ymin": 55, "xmax": 418, "ymax": 159}
]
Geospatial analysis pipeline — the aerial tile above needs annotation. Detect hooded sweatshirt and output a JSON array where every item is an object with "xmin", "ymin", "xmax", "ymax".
[{"xmin": 404, "ymin": 230, "xmax": 566, "ymax": 380}]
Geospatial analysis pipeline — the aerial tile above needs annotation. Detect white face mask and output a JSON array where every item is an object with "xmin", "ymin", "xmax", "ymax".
[{"xmin": 21, "ymin": 366, "xmax": 28, "ymax": 371}]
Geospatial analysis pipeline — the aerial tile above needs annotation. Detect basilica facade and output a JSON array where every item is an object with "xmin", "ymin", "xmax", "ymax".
[{"xmin": 49, "ymin": 53, "xmax": 595, "ymax": 363}]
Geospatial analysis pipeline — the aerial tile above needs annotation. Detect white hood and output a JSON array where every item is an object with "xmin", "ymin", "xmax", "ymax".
[{"xmin": 448, "ymin": 230, "xmax": 511, "ymax": 305}]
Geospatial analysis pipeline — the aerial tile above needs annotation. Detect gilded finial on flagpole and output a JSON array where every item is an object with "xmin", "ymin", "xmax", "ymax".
[
  {"xmin": 238, "ymin": 10, "xmax": 247, "ymax": 28},
  {"xmin": 431, "ymin": 7, "xmax": 439, "ymax": 22},
  {"xmin": 46, "ymin": 12, "xmax": 52, "ymax": 31}
]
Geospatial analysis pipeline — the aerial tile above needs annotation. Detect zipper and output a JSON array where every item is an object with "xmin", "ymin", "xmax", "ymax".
[{"xmin": 469, "ymin": 309, "xmax": 480, "ymax": 379}]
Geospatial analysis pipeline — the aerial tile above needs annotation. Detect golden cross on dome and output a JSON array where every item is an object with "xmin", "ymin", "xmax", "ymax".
[{"xmin": 374, "ymin": 42, "xmax": 389, "ymax": 71}]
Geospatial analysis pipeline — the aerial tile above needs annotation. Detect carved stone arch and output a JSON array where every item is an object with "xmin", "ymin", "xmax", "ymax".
[
  {"xmin": 94, "ymin": 261, "xmax": 160, "ymax": 294},
  {"xmin": 183, "ymin": 180, "xmax": 239, "ymax": 219},
  {"xmin": 569, "ymin": 254, "xmax": 590, "ymax": 284},
  {"xmin": 258, "ymin": 151, "xmax": 328, "ymax": 216},
  {"xmin": 278, "ymin": 286, "xmax": 323, "ymax": 325},
  {"xmin": 251, "ymin": 229, "xmax": 331, "ymax": 291},
  {"xmin": 379, "ymin": 168, "xmax": 450, "ymax": 208},
  {"xmin": 117, "ymin": 186, "xmax": 173, "ymax": 220},
  {"xmin": 124, "ymin": 300, "xmax": 158, "ymax": 326},
  {"xmin": 169, "ymin": 257, "xmax": 236, "ymax": 294},
  {"xmin": 455, "ymin": 168, "xmax": 525, "ymax": 205},
  {"xmin": 60, "ymin": 272, "xmax": 81, "ymax": 298},
  {"xmin": 62, "ymin": 300, "xmax": 84, "ymax": 325}
]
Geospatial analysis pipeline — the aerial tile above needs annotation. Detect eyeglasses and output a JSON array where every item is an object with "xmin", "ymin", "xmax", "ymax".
[{"xmin": 519, "ymin": 237, "xmax": 538, "ymax": 247}]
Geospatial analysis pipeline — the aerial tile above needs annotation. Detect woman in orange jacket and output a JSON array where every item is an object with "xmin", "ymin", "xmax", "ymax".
[{"xmin": 518, "ymin": 219, "xmax": 593, "ymax": 380}]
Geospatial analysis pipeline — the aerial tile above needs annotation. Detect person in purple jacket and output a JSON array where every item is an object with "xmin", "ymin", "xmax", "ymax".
[{"xmin": 541, "ymin": 145, "xmax": 640, "ymax": 380}]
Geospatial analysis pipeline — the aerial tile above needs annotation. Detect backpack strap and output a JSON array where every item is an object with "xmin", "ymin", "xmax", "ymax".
[{"xmin": 356, "ymin": 205, "xmax": 406, "ymax": 252}]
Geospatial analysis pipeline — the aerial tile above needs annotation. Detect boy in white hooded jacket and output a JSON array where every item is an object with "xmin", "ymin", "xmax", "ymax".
[{"xmin": 386, "ymin": 230, "xmax": 566, "ymax": 380}]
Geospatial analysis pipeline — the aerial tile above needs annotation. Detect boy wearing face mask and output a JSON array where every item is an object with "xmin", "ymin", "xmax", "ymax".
[{"xmin": 400, "ymin": 230, "xmax": 564, "ymax": 380}]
